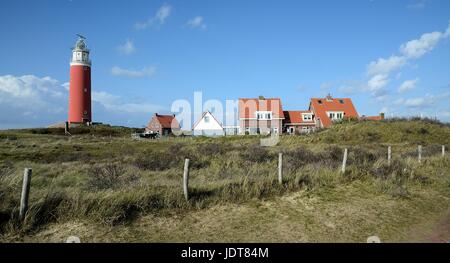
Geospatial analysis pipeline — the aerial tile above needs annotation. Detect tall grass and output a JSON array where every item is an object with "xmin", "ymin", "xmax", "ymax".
[{"xmin": 0, "ymin": 120, "xmax": 449, "ymax": 237}]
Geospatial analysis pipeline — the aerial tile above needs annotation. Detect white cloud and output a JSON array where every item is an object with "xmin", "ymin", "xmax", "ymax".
[
  {"xmin": 367, "ymin": 56, "xmax": 406, "ymax": 76},
  {"xmin": 62, "ymin": 82, "xmax": 70, "ymax": 91},
  {"xmin": 398, "ymin": 78, "xmax": 419, "ymax": 93},
  {"xmin": 400, "ymin": 31, "xmax": 443, "ymax": 59},
  {"xmin": 92, "ymin": 91, "xmax": 165, "ymax": 113},
  {"xmin": 365, "ymin": 22, "xmax": 450, "ymax": 99},
  {"xmin": 186, "ymin": 16, "xmax": 207, "ymax": 30},
  {"xmin": 111, "ymin": 66, "xmax": 156, "ymax": 78},
  {"xmin": 445, "ymin": 21, "xmax": 450, "ymax": 37},
  {"xmin": 135, "ymin": 4, "xmax": 172, "ymax": 30},
  {"xmin": 380, "ymin": 106, "xmax": 391, "ymax": 114},
  {"xmin": 0, "ymin": 75, "xmax": 68, "ymax": 128},
  {"xmin": 404, "ymin": 97, "xmax": 431, "ymax": 107},
  {"xmin": 407, "ymin": 0, "xmax": 427, "ymax": 10},
  {"xmin": 0, "ymin": 75, "xmax": 64, "ymax": 107},
  {"xmin": 92, "ymin": 91, "xmax": 119, "ymax": 105},
  {"xmin": 338, "ymin": 85, "xmax": 357, "ymax": 95},
  {"xmin": 395, "ymin": 94, "xmax": 436, "ymax": 108},
  {"xmin": 0, "ymin": 74, "xmax": 168, "ymax": 129},
  {"xmin": 117, "ymin": 39, "xmax": 135, "ymax": 55},
  {"xmin": 367, "ymin": 74, "xmax": 389, "ymax": 92}
]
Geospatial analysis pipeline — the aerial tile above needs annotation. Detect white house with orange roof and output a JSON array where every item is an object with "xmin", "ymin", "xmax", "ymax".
[{"xmin": 308, "ymin": 94, "xmax": 359, "ymax": 128}]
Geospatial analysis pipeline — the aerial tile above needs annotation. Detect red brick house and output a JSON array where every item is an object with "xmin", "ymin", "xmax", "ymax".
[
  {"xmin": 309, "ymin": 94, "xmax": 359, "ymax": 128},
  {"xmin": 145, "ymin": 113, "xmax": 180, "ymax": 136},
  {"xmin": 283, "ymin": 110, "xmax": 316, "ymax": 134},
  {"xmin": 238, "ymin": 97, "xmax": 284, "ymax": 135}
]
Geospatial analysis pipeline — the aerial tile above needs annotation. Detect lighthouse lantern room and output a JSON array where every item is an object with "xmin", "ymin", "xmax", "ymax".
[{"xmin": 68, "ymin": 35, "xmax": 92, "ymax": 124}]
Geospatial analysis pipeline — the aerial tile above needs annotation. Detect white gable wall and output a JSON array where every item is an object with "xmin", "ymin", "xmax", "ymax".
[{"xmin": 193, "ymin": 112, "xmax": 224, "ymax": 136}]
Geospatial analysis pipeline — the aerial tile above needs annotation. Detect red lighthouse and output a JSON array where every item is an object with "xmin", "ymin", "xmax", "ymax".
[{"xmin": 68, "ymin": 35, "xmax": 92, "ymax": 124}]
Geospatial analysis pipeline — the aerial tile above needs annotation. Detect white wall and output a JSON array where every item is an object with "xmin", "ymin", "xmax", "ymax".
[{"xmin": 193, "ymin": 112, "xmax": 224, "ymax": 136}]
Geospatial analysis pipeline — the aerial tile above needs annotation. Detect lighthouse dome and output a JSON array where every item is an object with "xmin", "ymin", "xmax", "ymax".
[
  {"xmin": 71, "ymin": 35, "xmax": 91, "ymax": 66},
  {"xmin": 76, "ymin": 39, "xmax": 86, "ymax": 50}
]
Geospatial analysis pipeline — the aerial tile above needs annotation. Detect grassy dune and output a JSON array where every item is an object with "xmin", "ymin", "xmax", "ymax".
[{"xmin": 0, "ymin": 119, "xmax": 449, "ymax": 242}]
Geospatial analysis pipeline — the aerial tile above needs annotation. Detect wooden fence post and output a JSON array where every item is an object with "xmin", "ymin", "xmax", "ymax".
[
  {"xmin": 341, "ymin": 148, "xmax": 348, "ymax": 173},
  {"xmin": 443, "ymin": 145, "xmax": 446, "ymax": 157},
  {"xmin": 418, "ymin": 145, "xmax": 422, "ymax": 163},
  {"xmin": 183, "ymin": 159, "xmax": 190, "ymax": 201},
  {"xmin": 64, "ymin": 121, "xmax": 71, "ymax": 136},
  {"xmin": 388, "ymin": 146, "xmax": 392, "ymax": 166},
  {"xmin": 278, "ymin": 153, "xmax": 283, "ymax": 185},
  {"xmin": 19, "ymin": 168, "xmax": 32, "ymax": 221}
]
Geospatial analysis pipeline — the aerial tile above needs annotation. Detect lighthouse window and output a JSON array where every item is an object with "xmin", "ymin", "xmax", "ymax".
[
  {"xmin": 84, "ymin": 88, "xmax": 87, "ymax": 93},
  {"xmin": 84, "ymin": 110, "xmax": 88, "ymax": 115}
]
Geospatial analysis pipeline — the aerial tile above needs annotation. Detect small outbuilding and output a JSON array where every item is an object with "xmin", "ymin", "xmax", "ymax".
[
  {"xmin": 145, "ymin": 113, "xmax": 180, "ymax": 136},
  {"xmin": 192, "ymin": 111, "xmax": 224, "ymax": 136}
]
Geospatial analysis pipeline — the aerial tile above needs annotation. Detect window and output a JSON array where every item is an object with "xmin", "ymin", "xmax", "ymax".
[
  {"xmin": 255, "ymin": 111, "xmax": 272, "ymax": 120},
  {"xmin": 318, "ymin": 100, "xmax": 322, "ymax": 104},
  {"xmin": 302, "ymin": 126, "xmax": 309, "ymax": 131},
  {"xmin": 327, "ymin": 111, "xmax": 344, "ymax": 121},
  {"xmin": 204, "ymin": 116, "xmax": 210, "ymax": 123},
  {"xmin": 273, "ymin": 127, "xmax": 279, "ymax": 134},
  {"xmin": 302, "ymin": 114, "xmax": 312, "ymax": 121},
  {"xmin": 339, "ymin": 99, "xmax": 344, "ymax": 104}
]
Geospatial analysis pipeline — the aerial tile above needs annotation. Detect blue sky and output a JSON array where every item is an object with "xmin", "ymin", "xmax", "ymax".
[{"xmin": 0, "ymin": 0, "xmax": 449, "ymax": 129}]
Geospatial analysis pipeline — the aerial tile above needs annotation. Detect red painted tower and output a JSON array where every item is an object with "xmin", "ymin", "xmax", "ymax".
[{"xmin": 68, "ymin": 35, "xmax": 92, "ymax": 124}]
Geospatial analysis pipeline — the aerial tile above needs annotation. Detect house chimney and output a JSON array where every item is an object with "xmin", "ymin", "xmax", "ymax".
[
  {"xmin": 326, "ymin": 93, "xmax": 333, "ymax": 101},
  {"xmin": 380, "ymin": 112, "xmax": 385, "ymax": 120}
]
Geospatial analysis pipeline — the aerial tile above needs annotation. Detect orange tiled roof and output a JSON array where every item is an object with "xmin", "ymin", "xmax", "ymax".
[
  {"xmin": 361, "ymin": 115, "xmax": 383, "ymax": 121},
  {"xmin": 283, "ymin": 111, "xmax": 315, "ymax": 124},
  {"xmin": 152, "ymin": 114, "xmax": 180, "ymax": 129},
  {"xmin": 309, "ymin": 97, "xmax": 358, "ymax": 127},
  {"xmin": 238, "ymin": 98, "xmax": 284, "ymax": 119}
]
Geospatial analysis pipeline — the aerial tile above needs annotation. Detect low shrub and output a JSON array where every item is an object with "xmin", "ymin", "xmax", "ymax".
[
  {"xmin": 86, "ymin": 163, "xmax": 139, "ymax": 191},
  {"xmin": 240, "ymin": 145, "xmax": 274, "ymax": 163},
  {"xmin": 284, "ymin": 148, "xmax": 316, "ymax": 171},
  {"xmin": 371, "ymin": 159, "xmax": 407, "ymax": 181}
]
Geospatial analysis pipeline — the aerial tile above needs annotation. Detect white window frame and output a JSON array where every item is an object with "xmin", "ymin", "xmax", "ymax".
[
  {"xmin": 326, "ymin": 111, "xmax": 344, "ymax": 120},
  {"xmin": 204, "ymin": 116, "xmax": 210, "ymax": 123},
  {"xmin": 302, "ymin": 113, "xmax": 313, "ymax": 121},
  {"xmin": 255, "ymin": 111, "xmax": 272, "ymax": 120}
]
